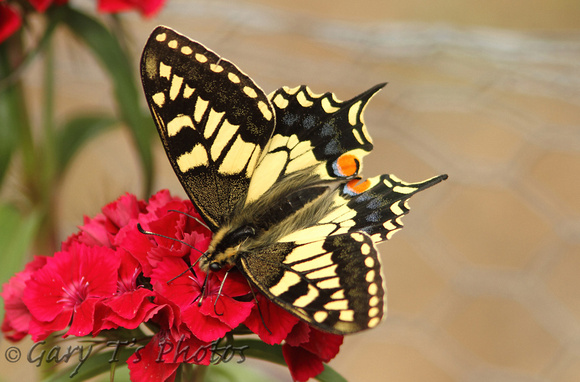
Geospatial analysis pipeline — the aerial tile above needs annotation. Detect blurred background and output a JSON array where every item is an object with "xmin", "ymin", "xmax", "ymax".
[{"xmin": 1, "ymin": 0, "xmax": 579, "ymax": 381}]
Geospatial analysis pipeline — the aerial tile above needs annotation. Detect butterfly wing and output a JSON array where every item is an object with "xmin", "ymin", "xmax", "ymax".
[
  {"xmin": 238, "ymin": 232, "xmax": 384, "ymax": 334},
  {"xmin": 244, "ymin": 85, "xmax": 383, "ymax": 205},
  {"xmin": 235, "ymin": 85, "xmax": 447, "ymax": 333},
  {"xmin": 141, "ymin": 26, "xmax": 275, "ymax": 230},
  {"xmin": 279, "ymin": 173, "xmax": 449, "ymax": 245},
  {"xmin": 238, "ymin": 173, "xmax": 446, "ymax": 333}
]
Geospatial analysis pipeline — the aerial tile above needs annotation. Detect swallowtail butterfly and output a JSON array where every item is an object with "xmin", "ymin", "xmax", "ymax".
[{"xmin": 141, "ymin": 26, "xmax": 447, "ymax": 334}]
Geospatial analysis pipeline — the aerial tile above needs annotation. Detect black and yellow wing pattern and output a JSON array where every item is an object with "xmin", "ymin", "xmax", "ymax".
[
  {"xmin": 141, "ymin": 26, "xmax": 447, "ymax": 334},
  {"xmin": 141, "ymin": 27, "xmax": 275, "ymax": 230}
]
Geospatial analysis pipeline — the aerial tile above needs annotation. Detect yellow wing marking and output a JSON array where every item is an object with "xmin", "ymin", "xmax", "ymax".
[
  {"xmin": 204, "ymin": 109, "xmax": 225, "ymax": 139},
  {"xmin": 210, "ymin": 119, "xmax": 238, "ymax": 161},
  {"xmin": 245, "ymin": 150, "xmax": 288, "ymax": 204},
  {"xmin": 291, "ymin": 252, "xmax": 334, "ymax": 273},
  {"xmin": 283, "ymin": 241, "xmax": 326, "ymax": 264},
  {"xmin": 258, "ymin": 101, "xmax": 273, "ymax": 121},
  {"xmin": 167, "ymin": 114, "xmax": 194, "ymax": 137},
  {"xmin": 159, "ymin": 62, "xmax": 171, "ymax": 79},
  {"xmin": 243, "ymin": 86, "xmax": 258, "ymax": 98},
  {"xmin": 183, "ymin": 84, "xmax": 195, "ymax": 99},
  {"xmin": 176, "ymin": 143, "xmax": 209, "ymax": 172},
  {"xmin": 273, "ymin": 93, "xmax": 289, "ymax": 109},
  {"xmin": 152, "ymin": 92, "xmax": 165, "ymax": 107},
  {"xmin": 194, "ymin": 97, "xmax": 208, "ymax": 123},
  {"xmin": 169, "ymin": 75, "xmax": 183, "ymax": 101},
  {"xmin": 228, "ymin": 72, "xmax": 240, "ymax": 83},
  {"xmin": 269, "ymin": 272, "xmax": 301, "ymax": 296},
  {"xmin": 321, "ymin": 97, "xmax": 339, "ymax": 113},
  {"xmin": 293, "ymin": 285, "xmax": 320, "ymax": 308},
  {"xmin": 307, "ymin": 264, "xmax": 338, "ymax": 280},
  {"xmin": 219, "ymin": 136, "xmax": 257, "ymax": 175},
  {"xmin": 348, "ymin": 100, "xmax": 362, "ymax": 126},
  {"xmin": 279, "ymin": 224, "xmax": 336, "ymax": 244}
]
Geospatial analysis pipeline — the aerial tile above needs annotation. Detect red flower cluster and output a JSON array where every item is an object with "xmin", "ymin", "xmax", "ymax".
[
  {"xmin": 0, "ymin": 0, "xmax": 165, "ymax": 44},
  {"xmin": 97, "ymin": 0, "xmax": 166, "ymax": 18},
  {"xmin": 1, "ymin": 191, "xmax": 343, "ymax": 382}
]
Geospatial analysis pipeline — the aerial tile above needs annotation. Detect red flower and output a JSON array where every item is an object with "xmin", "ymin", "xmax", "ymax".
[
  {"xmin": 151, "ymin": 254, "xmax": 254, "ymax": 342},
  {"xmin": 244, "ymin": 293, "xmax": 300, "ymax": 345},
  {"xmin": 28, "ymin": 0, "xmax": 55, "ymax": 12},
  {"xmin": 114, "ymin": 192, "xmax": 211, "ymax": 276},
  {"xmin": 1, "ymin": 190, "xmax": 345, "ymax": 381},
  {"xmin": 128, "ymin": 329, "xmax": 212, "ymax": 382},
  {"xmin": 98, "ymin": 0, "xmax": 165, "ymax": 17},
  {"xmin": 22, "ymin": 241, "xmax": 121, "ymax": 340},
  {"xmin": 282, "ymin": 322, "xmax": 344, "ymax": 382},
  {"xmin": 64, "ymin": 192, "xmax": 147, "ymax": 249},
  {"xmin": 0, "ymin": 3, "xmax": 21, "ymax": 44},
  {"xmin": 91, "ymin": 250, "xmax": 161, "ymax": 334},
  {"xmin": 1, "ymin": 256, "xmax": 48, "ymax": 341}
]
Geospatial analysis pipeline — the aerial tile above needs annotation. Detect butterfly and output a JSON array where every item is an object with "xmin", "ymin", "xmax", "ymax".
[{"xmin": 140, "ymin": 26, "xmax": 447, "ymax": 334}]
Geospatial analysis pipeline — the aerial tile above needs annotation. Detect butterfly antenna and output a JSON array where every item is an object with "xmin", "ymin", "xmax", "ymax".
[
  {"xmin": 167, "ymin": 210, "xmax": 212, "ymax": 231},
  {"xmin": 245, "ymin": 276, "xmax": 272, "ymax": 335},
  {"xmin": 197, "ymin": 271, "xmax": 210, "ymax": 307},
  {"xmin": 137, "ymin": 223, "xmax": 209, "ymax": 281},
  {"xmin": 137, "ymin": 223, "xmax": 205, "ymax": 255},
  {"xmin": 213, "ymin": 269, "xmax": 233, "ymax": 317}
]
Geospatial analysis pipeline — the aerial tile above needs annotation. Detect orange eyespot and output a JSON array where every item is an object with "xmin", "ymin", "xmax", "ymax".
[
  {"xmin": 345, "ymin": 178, "xmax": 371, "ymax": 195},
  {"xmin": 333, "ymin": 154, "xmax": 360, "ymax": 177}
]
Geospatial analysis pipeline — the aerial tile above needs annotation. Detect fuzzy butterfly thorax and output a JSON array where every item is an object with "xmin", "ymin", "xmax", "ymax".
[{"xmin": 141, "ymin": 25, "xmax": 447, "ymax": 334}]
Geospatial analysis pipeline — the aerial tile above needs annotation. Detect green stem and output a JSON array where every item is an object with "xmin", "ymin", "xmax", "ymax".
[
  {"xmin": 188, "ymin": 365, "xmax": 208, "ymax": 382},
  {"xmin": 231, "ymin": 338, "xmax": 348, "ymax": 382},
  {"xmin": 39, "ymin": 37, "xmax": 59, "ymax": 252},
  {"xmin": 59, "ymin": 6, "xmax": 155, "ymax": 197},
  {"xmin": 0, "ymin": 19, "xmax": 59, "ymax": 91}
]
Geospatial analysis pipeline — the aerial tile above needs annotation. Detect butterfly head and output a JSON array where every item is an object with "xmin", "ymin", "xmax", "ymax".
[{"xmin": 199, "ymin": 225, "xmax": 256, "ymax": 273}]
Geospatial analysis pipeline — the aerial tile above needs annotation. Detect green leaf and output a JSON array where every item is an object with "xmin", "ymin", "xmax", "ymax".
[
  {"xmin": 0, "ymin": 43, "xmax": 24, "ymax": 186},
  {"xmin": 55, "ymin": 115, "xmax": 117, "ymax": 174},
  {"xmin": 0, "ymin": 13, "xmax": 61, "ymax": 187},
  {"xmin": 0, "ymin": 82, "xmax": 18, "ymax": 186},
  {"xmin": 232, "ymin": 339, "xmax": 348, "ymax": 382},
  {"xmin": 316, "ymin": 364, "xmax": 349, "ymax": 382},
  {"xmin": 0, "ymin": 204, "xmax": 42, "ymax": 288},
  {"xmin": 54, "ymin": 6, "xmax": 155, "ymax": 196},
  {"xmin": 206, "ymin": 362, "xmax": 278, "ymax": 382},
  {"xmin": 43, "ymin": 347, "xmax": 133, "ymax": 382}
]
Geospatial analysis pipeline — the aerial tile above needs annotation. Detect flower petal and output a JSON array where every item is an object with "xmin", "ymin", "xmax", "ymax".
[
  {"xmin": 300, "ymin": 327, "xmax": 343, "ymax": 363},
  {"xmin": 244, "ymin": 294, "xmax": 299, "ymax": 345},
  {"xmin": 0, "ymin": 4, "xmax": 21, "ymax": 44},
  {"xmin": 282, "ymin": 343, "xmax": 324, "ymax": 382}
]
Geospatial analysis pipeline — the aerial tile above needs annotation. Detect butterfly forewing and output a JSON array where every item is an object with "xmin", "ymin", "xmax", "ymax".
[
  {"xmin": 244, "ymin": 85, "xmax": 383, "ymax": 205},
  {"xmin": 141, "ymin": 26, "xmax": 275, "ymax": 230}
]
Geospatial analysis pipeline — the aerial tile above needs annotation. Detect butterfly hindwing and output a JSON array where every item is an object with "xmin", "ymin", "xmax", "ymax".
[
  {"xmin": 141, "ymin": 26, "xmax": 275, "ymax": 230},
  {"xmin": 238, "ymin": 173, "xmax": 445, "ymax": 334},
  {"xmin": 334, "ymin": 173, "xmax": 448, "ymax": 242},
  {"xmin": 238, "ymin": 232, "xmax": 384, "ymax": 334},
  {"xmin": 277, "ymin": 173, "xmax": 448, "ymax": 244}
]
